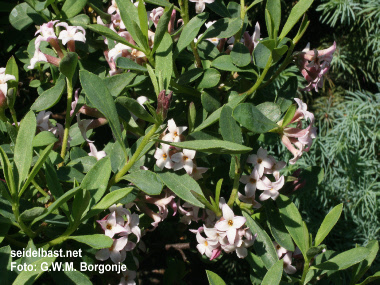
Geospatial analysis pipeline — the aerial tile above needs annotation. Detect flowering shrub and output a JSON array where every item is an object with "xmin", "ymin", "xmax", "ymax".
[{"xmin": 0, "ymin": 0, "xmax": 378, "ymax": 284}]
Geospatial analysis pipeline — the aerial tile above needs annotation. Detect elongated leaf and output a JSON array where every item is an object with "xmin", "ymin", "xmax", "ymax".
[
  {"xmin": 197, "ymin": 18, "xmax": 242, "ymax": 45},
  {"xmin": 276, "ymin": 194, "xmax": 309, "ymax": 257},
  {"xmin": 175, "ymin": 12, "xmax": 209, "ymax": 56},
  {"xmin": 20, "ymin": 207, "xmax": 47, "ymax": 221},
  {"xmin": 0, "ymin": 245, "xmax": 16, "ymax": 284},
  {"xmin": 61, "ymin": 0, "xmax": 86, "ymax": 18},
  {"xmin": 266, "ymin": 0, "xmax": 281, "ymax": 36},
  {"xmin": 314, "ymin": 203, "xmax": 343, "ymax": 246},
  {"xmin": 233, "ymin": 103, "xmax": 279, "ymax": 133},
  {"xmin": 279, "ymin": 0, "xmax": 313, "ymax": 40},
  {"xmin": 72, "ymin": 188, "xmax": 91, "ymax": 222},
  {"xmin": 310, "ymin": 247, "xmax": 370, "ymax": 273},
  {"xmin": 69, "ymin": 234, "xmax": 113, "ymax": 249},
  {"xmin": 123, "ymin": 170, "xmax": 163, "ymax": 195},
  {"xmin": 350, "ymin": 240, "xmax": 379, "ymax": 285},
  {"xmin": 261, "ymin": 259, "xmax": 283, "ymax": 285},
  {"xmin": 152, "ymin": 5, "xmax": 174, "ymax": 54},
  {"xmin": 193, "ymin": 107, "xmax": 222, "ymax": 132},
  {"xmin": 116, "ymin": 57, "xmax": 148, "ymax": 72},
  {"xmin": 83, "ymin": 187, "xmax": 133, "ymax": 221},
  {"xmin": 137, "ymin": 0, "xmax": 148, "ymax": 39},
  {"xmin": 32, "ymin": 131, "xmax": 58, "ymax": 147},
  {"xmin": 208, "ymin": 0, "xmax": 231, "ymax": 17},
  {"xmin": 243, "ymin": 212, "xmax": 278, "ymax": 269},
  {"xmin": 158, "ymin": 172, "xmax": 205, "ymax": 208},
  {"xmin": 201, "ymin": 90, "xmax": 221, "ymax": 113},
  {"xmin": 156, "ymin": 139, "xmax": 252, "ymax": 154},
  {"xmin": 155, "ymin": 32, "xmax": 173, "ymax": 90},
  {"xmin": 246, "ymin": 252, "xmax": 267, "ymax": 283},
  {"xmin": 145, "ymin": 0, "xmax": 173, "ymax": 8},
  {"xmin": 178, "ymin": 68, "xmax": 203, "ymax": 85},
  {"xmin": 31, "ymin": 76, "xmax": 66, "ymax": 111},
  {"xmin": 13, "ymin": 256, "xmax": 56, "ymax": 285},
  {"xmin": 103, "ymin": 73, "xmax": 137, "ymax": 97},
  {"xmin": 87, "ymin": 24, "xmax": 140, "ymax": 50},
  {"xmin": 80, "ymin": 70, "xmax": 124, "ymax": 150},
  {"xmin": 357, "ymin": 272, "xmax": 380, "ymax": 285},
  {"xmin": 19, "ymin": 143, "xmax": 54, "ymax": 197},
  {"xmin": 265, "ymin": 200, "xmax": 294, "ymax": 251},
  {"xmin": 80, "ymin": 157, "xmax": 111, "ymax": 205},
  {"xmin": 5, "ymin": 56, "xmax": 18, "ymax": 93},
  {"xmin": 0, "ymin": 147, "xmax": 17, "ymax": 197},
  {"xmin": 206, "ymin": 270, "xmax": 226, "ymax": 285},
  {"xmin": 14, "ymin": 111, "xmax": 36, "ymax": 187},
  {"xmin": 220, "ymin": 105, "xmax": 243, "ymax": 144},
  {"xmin": 116, "ymin": 97, "xmax": 155, "ymax": 123}
]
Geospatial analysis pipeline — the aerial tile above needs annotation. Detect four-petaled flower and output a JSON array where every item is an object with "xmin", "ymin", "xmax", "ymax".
[
  {"xmin": 215, "ymin": 204, "xmax": 246, "ymax": 244},
  {"xmin": 189, "ymin": 0, "xmax": 215, "ymax": 13}
]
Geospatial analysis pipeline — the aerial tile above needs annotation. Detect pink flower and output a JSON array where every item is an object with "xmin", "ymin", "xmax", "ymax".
[
  {"xmin": 189, "ymin": 0, "xmax": 215, "ymax": 13},
  {"xmin": 162, "ymin": 119, "xmax": 187, "ymax": 142},
  {"xmin": 295, "ymin": 42, "xmax": 336, "ymax": 92},
  {"xmin": 150, "ymin": 7, "xmax": 164, "ymax": 27},
  {"xmin": 119, "ymin": 270, "xmax": 137, "ymax": 285},
  {"xmin": 215, "ymin": 204, "xmax": 246, "ymax": 244},
  {"xmin": 154, "ymin": 143, "xmax": 174, "ymax": 170},
  {"xmin": 35, "ymin": 20, "xmax": 59, "ymax": 42},
  {"xmin": 88, "ymin": 143, "xmax": 107, "ymax": 160},
  {"xmin": 190, "ymin": 166, "xmax": 208, "ymax": 180},
  {"xmin": 247, "ymin": 147, "xmax": 273, "ymax": 177},
  {"xmin": 95, "ymin": 237, "xmax": 129, "ymax": 263},
  {"xmin": 97, "ymin": 212, "xmax": 127, "ymax": 238},
  {"xmin": 196, "ymin": 232, "xmax": 219, "ymax": 258},
  {"xmin": 256, "ymin": 175, "xmax": 285, "ymax": 201},
  {"xmin": 171, "ymin": 149, "xmax": 196, "ymax": 174}
]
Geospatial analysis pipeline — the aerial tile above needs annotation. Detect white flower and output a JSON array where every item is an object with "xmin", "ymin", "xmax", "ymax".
[
  {"xmin": 35, "ymin": 20, "xmax": 59, "ymax": 41},
  {"xmin": 27, "ymin": 40, "xmax": 47, "ymax": 70},
  {"xmin": 239, "ymin": 169, "xmax": 260, "ymax": 198},
  {"xmin": 57, "ymin": 23, "xmax": 86, "ymax": 45},
  {"xmin": 150, "ymin": 7, "xmax": 164, "ymax": 27},
  {"xmin": 154, "ymin": 143, "xmax": 174, "ymax": 170},
  {"xmin": 77, "ymin": 113, "xmax": 94, "ymax": 143},
  {"xmin": 122, "ymin": 211, "xmax": 141, "ymax": 242},
  {"xmin": 190, "ymin": 166, "xmax": 208, "ymax": 180},
  {"xmin": 189, "ymin": 0, "xmax": 215, "ymax": 13},
  {"xmin": 171, "ymin": 149, "xmax": 196, "ymax": 174},
  {"xmin": 179, "ymin": 202, "xmax": 200, "ymax": 224},
  {"xmin": 109, "ymin": 204, "xmax": 129, "ymax": 224},
  {"xmin": 119, "ymin": 270, "xmax": 137, "ymax": 285},
  {"xmin": 108, "ymin": 43, "xmax": 132, "ymax": 62},
  {"xmin": 256, "ymin": 175, "xmax": 285, "ymax": 201},
  {"xmin": 215, "ymin": 204, "xmax": 246, "ymax": 244},
  {"xmin": 88, "ymin": 143, "xmax": 107, "ymax": 161},
  {"xmin": 273, "ymin": 242, "xmax": 297, "ymax": 274},
  {"xmin": 162, "ymin": 119, "xmax": 187, "ymax": 142},
  {"xmin": 36, "ymin": 111, "xmax": 54, "ymax": 132},
  {"xmin": 0, "ymin": 68, "xmax": 16, "ymax": 98},
  {"xmin": 97, "ymin": 212, "xmax": 127, "ymax": 238},
  {"xmin": 95, "ymin": 237, "xmax": 129, "ymax": 264},
  {"xmin": 263, "ymin": 156, "xmax": 286, "ymax": 180},
  {"xmin": 247, "ymin": 147, "xmax": 274, "ymax": 177},
  {"xmin": 196, "ymin": 232, "xmax": 219, "ymax": 258}
]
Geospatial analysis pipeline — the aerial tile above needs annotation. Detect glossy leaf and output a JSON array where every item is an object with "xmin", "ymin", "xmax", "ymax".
[
  {"xmin": 116, "ymin": 57, "xmax": 148, "ymax": 72},
  {"xmin": 116, "ymin": 97, "xmax": 155, "ymax": 123},
  {"xmin": 243, "ymin": 212, "xmax": 279, "ymax": 269},
  {"xmin": 314, "ymin": 203, "xmax": 343, "ymax": 246},
  {"xmin": 276, "ymin": 194, "xmax": 309, "ymax": 257},
  {"xmin": 208, "ymin": 0, "xmax": 231, "ymax": 17},
  {"xmin": 69, "ymin": 234, "xmax": 113, "ymax": 249},
  {"xmin": 152, "ymin": 5, "xmax": 174, "ymax": 54},
  {"xmin": 9, "ymin": 3, "xmax": 44, "ymax": 31},
  {"xmin": 0, "ymin": 147, "xmax": 17, "ymax": 197},
  {"xmin": 233, "ymin": 103, "xmax": 278, "ymax": 133},
  {"xmin": 220, "ymin": 105, "xmax": 243, "ymax": 144},
  {"xmin": 197, "ymin": 68, "xmax": 221, "ymax": 89},
  {"xmin": 13, "ymin": 256, "xmax": 56, "ymax": 285},
  {"xmin": 261, "ymin": 259, "xmax": 283, "ymax": 285},
  {"xmin": 306, "ymin": 245, "xmax": 327, "ymax": 260},
  {"xmin": 178, "ymin": 68, "xmax": 203, "ymax": 85},
  {"xmin": 266, "ymin": 0, "xmax": 281, "ymax": 36},
  {"xmin": 256, "ymin": 102, "xmax": 282, "ymax": 123},
  {"xmin": 61, "ymin": 0, "xmax": 87, "ymax": 18},
  {"xmin": 231, "ymin": 42, "xmax": 252, "ymax": 67},
  {"xmin": 197, "ymin": 18, "xmax": 243, "ymax": 45},
  {"xmin": 80, "ymin": 70, "xmax": 124, "ymax": 150},
  {"xmin": 14, "ymin": 111, "xmax": 36, "ymax": 188},
  {"xmin": 212, "ymin": 55, "xmax": 256, "ymax": 73},
  {"xmin": 20, "ymin": 207, "xmax": 47, "ymax": 221},
  {"xmin": 206, "ymin": 270, "xmax": 226, "ymax": 285},
  {"xmin": 350, "ymin": 240, "xmax": 379, "ymax": 285},
  {"xmin": 103, "ymin": 73, "xmax": 137, "ymax": 97},
  {"xmin": 356, "ymin": 272, "xmax": 380, "ymax": 285},
  {"xmin": 5, "ymin": 56, "xmax": 18, "ymax": 93},
  {"xmin": 59, "ymin": 52, "xmax": 78, "ymax": 81},
  {"xmin": 158, "ymin": 172, "xmax": 205, "ymax": 208},
  {"xmin": 201, "ymin": 90, "xmax": 221, "ymax": 113},
  {"xmin": 193, "ymin": 107, "xmax": 222, "ymax": 132},
  {"xmin": 31, "ymin": 75, "xmax": 66, "ymax": 111},
  {"xmin": 123, "ymin": 170, "xmax": 163, "ymax": 195},
  {"xmin": 155, "ymin": 32, "xmax": 173, "ymax": 90},
  {"xmin": 253, "ymin": 42, "xmax": 271, "ymax": 69}
]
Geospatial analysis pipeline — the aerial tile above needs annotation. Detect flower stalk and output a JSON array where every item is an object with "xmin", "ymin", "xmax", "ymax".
[{"xmin": 59, "ymin": 78, "xmax": 74, "ymax": 166}]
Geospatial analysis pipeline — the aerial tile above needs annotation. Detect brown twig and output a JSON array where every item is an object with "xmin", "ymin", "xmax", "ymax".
[{"xmin": 165, "ymin": 243, "xmax": 190, "ymax": 262}]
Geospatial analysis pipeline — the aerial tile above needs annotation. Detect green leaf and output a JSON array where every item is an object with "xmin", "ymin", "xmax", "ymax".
[
  {"xmin": 158, "ymin": 172, "xmax": 205, "ymax": 208},
  {"xmin": 13, "ymin": 256, "xmax": 56, "ymax": 285},
  {"xmin": 246, "ymin": 252, "xmax": 267, "ymax": 284},
  {"xmin": 206, "ymin": 270, "xmax": 226, "ymax": 285},
  {"xmin": 19, "ymin": 143, "xmax": 55, "ymax": 197},
  {"xmin": 178, "ymin": 68, "xmax": 203, "ymax": 85},
  {"xmin": 281, "ymin": 104, "xmax": 297, "ymax": 127},
  {"xmin": 116, "ymin": 97, "xmax": 155, "ymax": 123},
  {"xmin": 310, "ymin": 247, "xmax": 370, "ymax": 273},
  {"xmin": 253, "ymin": 42, "xmax": 271, "ymax": 69},
  {"xmin": 155, "ymin": 32, "xmax": 173, "ymax": 90},
  {"xmin": 145, "ymin": 0, "xmax": 174, "ymax": 8},
  {"xmin": 243, "ymin": 212, "xmax": 279, "ymax": 269},
  {"xmin": 87, "ymin": 24, "xmax": 140, "ymax": 51},
  {"xmin": 208, "ymin": 0, "xmax": 231, "ymax": 18},
  {"xmin": 277, "ymin": 77, "xmax": 298, "ymax": 112},
  {"xmin": 31, "ymin": 76, "xmax": 66, "ymax": 111},
  {"xmin": 33, "ymin": 131, "xmax": 59, "ymax": 147},
  {"xmin": 306, "ymin": 245, "xmax": 327, "ymax": 260},
  {"xmin": 256, "ymin": 102, "xmax": 281, "ymax": 123},
  {"xmin": 80, "ymin": 157, "xmax": 111, "ymax": 205},
  {"xmin": 83, "ymin": 187, "xmax": 133, "ymax": 221},
  {"xmin": 350, "ymin": 241, "xmax": 379, "ymax": 285},
  {"xmin": 193, "ymin": 107, "xmax": 222, "ymax": 132},
  {"xmin": 32, "ymin": 186, "xmax": 82, "ymax": 225},
  {"xmin": 116, "ymin": 57, "xmax": 148, "ymax": 72},
  {"xmin": 14, "ymin": 111, "xmax": 36, "ymax": 187},
  {"xmin": 266, "ymin": 0, "xmax": 281, "ymax": 36},
  {"xmin": 0, "ymin": 223, "xmax": 11, "ymax": 244},
  {"xmin": 5, "ymin": 56, "xmax": 19, "ymax": 92},
  {"xmin": 197, "ymin": 18, "xmax": 243, "ymax": 46},
  {"xmin": 69, "ymin": 234, "xmax": 113, "ymax": 249},
  {"xmin": 175, "ymin": 12, "xmax": 209, "ymax": 56},
  {"xmin": 276, "ymin": 194, "xmax": 309, "ymax": 257},
  {"xmin": 80, "ymin": 70, "xmax": 124, "ymax": 150},
  {"xmin": 261, "ymin": 259, "xmax": 283, "ymax": 285},
  {"xmin": 201, "ymin": 90, "xmax": 221, "ymax": 113},
  {"xmin": 67, "ymin": 156, "xmax": 97, "ymax": 173},
  {"xmin": 233, "ymin": 103, "xmax": 279, "ymax": 133},
  {"xmin": 51, "ymin": 271, "xmax": 92, "ymax": 285},
  {"xmin": 67, "ymin": 14, "xmax": 90, "ymax": 27},
  {"xmin": 72, "ymin": 188, "xmax": 91, "ymax": 222},
  {"xmin": 188, "ymin": 102, "xmax": 196, "ymax": 133},
  {"xmin": 0, "ymin": 245, "xmax": 16, "ymax": 284},
  {"xmin": 279, "ymin": 0, "xmax": 313, "ymax": 40},
  {"xmin": 103, "ymin": 73, "xmax": 136, "ymax": 98},
  {"xmin": 0, "ymin": 147, "xmax": 17, "ymax": 197},
  {"xmin": 123, "ymin": 170, "xmax": 163, "ymax": 195},
  {"xmin": 152, "ymin": 5, "xmax": 174, "ymax": 54},
  {"xmin": 231, "ymin": 42, "xmax": 252, "ymax": 67},
  {"xmin": 20, "ymin": 207, "xmax": 47, "ymax": 221},
  {"xmin": 156, "ymin": 139, "xmax": 252, "ymax": 154},
  {"xmin": 220, "ymin": 105, "xmax": 243, "ymax": 144},
  {"xmin": 356, "ymin": 272, "xmax": 380, "ymax": 285},
  {"xmin": 197, "ymin": 68, "xmax": 221, "ymax": 89},
  {"xmin": 212, "ymin": 55, "xmax": 256, "ymax": 73},
  {"xmin": 9, "ymin": 3, "xmax": 44, "ymax": 31},
  {"xmin": 61, "ymin": 0, "xmax": 87, "ymax": 18},
  {"xmin": 137, "ymin": 0, "xmax": 149, "ymax": 39},
  {"xmin": 265, "ymin": 200, "xmax": 295, "ymax": 251},
  {"xmin": 314, "ymin": 203, "xmax": 343, "ymax": 246},
  {"xmin": 59, "ymin": 52, "xmax": 78, "ymax": 81}
]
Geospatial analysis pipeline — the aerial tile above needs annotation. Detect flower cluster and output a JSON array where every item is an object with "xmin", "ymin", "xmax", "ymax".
[
  {"xmin": 29, "ymin": 20, "xmax": 86, "ymax": 70},
  {"xmin": 294, "ymin": 42, "xmax": 336, "ymax": 92},
  {"xmin": 239, "ymin": 147, "xmax": 286, "ymax": 203},
  {"xmin": 96, "ymin": 204, "xmax": 140, "ymax": 284},
  {"xmin": 195, "ymin": 204, "xmax": 255, "ymax": 259},
  {"xmin": 154, "ymin": 119, "xmax": 208, "ymax": 179},
  {"xmin": 280, "ymin": 98, "xmax": 317, "ymax": 164}
]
